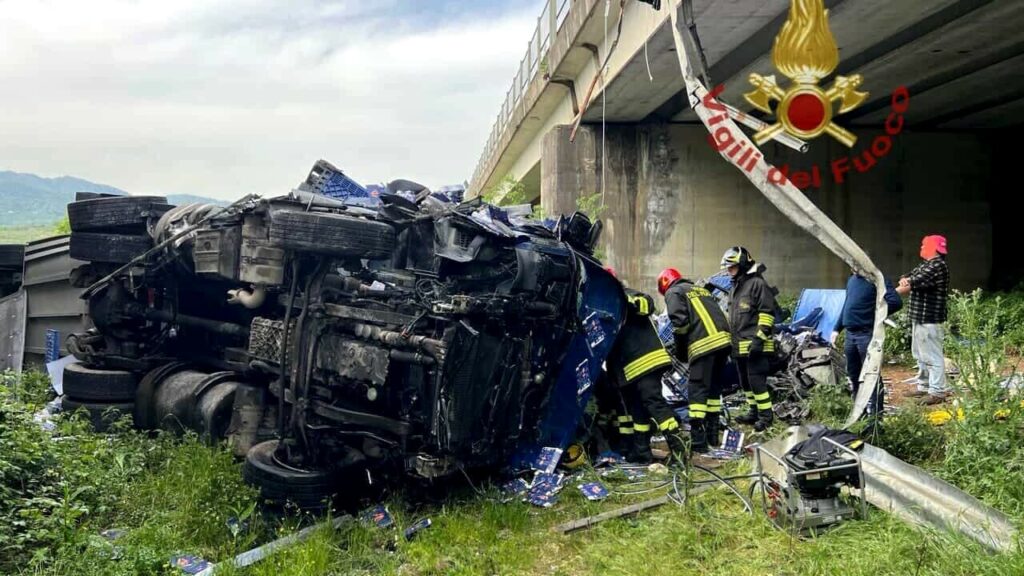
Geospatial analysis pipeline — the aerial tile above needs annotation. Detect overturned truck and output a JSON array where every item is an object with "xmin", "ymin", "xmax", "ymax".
[{"xmin": 63, "ymin": 163, "xmax": 625, "ymax": 508}]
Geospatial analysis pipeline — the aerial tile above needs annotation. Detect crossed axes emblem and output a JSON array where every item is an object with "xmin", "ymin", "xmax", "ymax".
[{"xmin": 744, "ymin": 73, "xmax": 868, "ymax": 148}]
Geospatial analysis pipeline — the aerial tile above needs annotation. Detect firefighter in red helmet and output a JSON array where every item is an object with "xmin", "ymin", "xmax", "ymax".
[{"xmin": 657, "ymin": 267, "xmax": 732, "ymax": 457}]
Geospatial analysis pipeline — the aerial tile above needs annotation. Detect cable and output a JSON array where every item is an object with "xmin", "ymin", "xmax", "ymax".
[{"xmin": 691, "ymin": 463, "xmax": 754, "ymax": 514}]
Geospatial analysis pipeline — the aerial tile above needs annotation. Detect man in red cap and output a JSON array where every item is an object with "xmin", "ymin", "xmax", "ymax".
[{"xmin": 897, "ymin": 235, "xmax": 950, "ymax": 405}]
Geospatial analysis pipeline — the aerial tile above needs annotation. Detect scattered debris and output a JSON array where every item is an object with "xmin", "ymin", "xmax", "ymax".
[
  {"xmin": 555, "ymin": 484, "xmax": 716, "ymax": 534},
  {"xmin": 578, "ymin": 482, "xmax": 609, "ymax": 501},
  {"xmin": 360, "ymin": 505, "xmax": 395, "ymax": 529},
  {"xmin": 403, "ymin": 518, "xmax": 432, "ymax": 541},
  {"xmin": 171, "ymin": 554, "xmax": 212, "ymax": 575}
]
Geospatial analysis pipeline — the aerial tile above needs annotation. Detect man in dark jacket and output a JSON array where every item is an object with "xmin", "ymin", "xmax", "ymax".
[
  {"xmin": 831, "ymin": 272, "xmax": 903, "ymax": 418},
  {"xmin": 658, "ymin": 267, "xmax": 732, "ymax": 456},
  {"xmin": 721, "ymin": 246, "xmax": 776, "ymax": 432}
]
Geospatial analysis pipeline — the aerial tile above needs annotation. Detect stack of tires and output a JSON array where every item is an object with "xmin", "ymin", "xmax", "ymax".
[
  {"xmin": 61, "ymin": 363, "xmax": 139, "ymax": 432},
  {"xmin": 0, "ymin": 244, "xmax": 24, "ymax": 298},
  {"xmin": 67, "ymin": 194, "xmax": 172, "ymax": 264}
]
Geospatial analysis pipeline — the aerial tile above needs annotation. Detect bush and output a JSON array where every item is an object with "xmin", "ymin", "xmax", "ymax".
[
  {"xmin": 882, "ymin": 310, "xmax": 912, "ymax": 364},
  {"xmin": 874, "ymin": 405, "xmax": 947, "ymax": 466},
  {"xmin": 807, "ymin": 382, "xmax": 852, "ymax": 428},
  {"xmin": 940, "ymin": 290, "xmax": 1024, "ymax": 517},
  {"xmin": 0, "ymin": 370, "xmax": 262, "ymax": 574}
]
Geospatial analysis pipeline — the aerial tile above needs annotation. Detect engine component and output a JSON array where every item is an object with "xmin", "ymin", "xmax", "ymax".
[
  {"xmin": 753, "ymin": 427, "xmax": 866, "ymax": 535},
  {"xmin": 248, "ymin": 317, "xmax": 293, "ymax": 364},
  {"xmin": 240, "ymin": 214, "xmax": 286, "ymax": 285},
  {"xmin": 315, "ymin": 335, "xmax": 389, "ymax": 387},
  {"xmin": 227, "ymin": 285, "xmax": 267, "ymax": 309}
]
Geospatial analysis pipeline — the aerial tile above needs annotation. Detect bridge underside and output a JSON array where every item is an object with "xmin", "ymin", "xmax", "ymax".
[{"xmin": 474, "ymin": 0, "xmax": 1023, "ymax": 293}]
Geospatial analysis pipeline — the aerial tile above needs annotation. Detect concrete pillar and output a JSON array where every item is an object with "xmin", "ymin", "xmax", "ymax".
[{"xmin": 538, "ymin": 122, "xmax": 994, "ymax": 297}]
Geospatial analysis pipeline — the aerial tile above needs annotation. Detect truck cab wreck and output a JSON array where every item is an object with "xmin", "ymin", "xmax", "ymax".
[{"xmin": 66, "ymin": 162, "xmax": 625, "ymax": 509}]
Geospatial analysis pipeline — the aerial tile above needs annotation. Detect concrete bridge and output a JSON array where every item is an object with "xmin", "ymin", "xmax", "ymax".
[{"xmin": 468, "ymin": 0, "xmax": 1022, "ymax": 294}]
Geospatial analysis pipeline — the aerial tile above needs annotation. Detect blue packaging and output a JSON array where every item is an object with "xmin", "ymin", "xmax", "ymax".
[{"xmin": 578, "ymin": 482, "xmax": 609, "ymax": 501}]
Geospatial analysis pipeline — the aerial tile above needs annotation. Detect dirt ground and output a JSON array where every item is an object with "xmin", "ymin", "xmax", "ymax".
[{"xmin": 879, "ymin": 354, "xmax": 1023, "ymax": 409}]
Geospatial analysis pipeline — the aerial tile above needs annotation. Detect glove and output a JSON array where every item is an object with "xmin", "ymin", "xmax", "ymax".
[{"xmin": 748, "ymin": 338, "xmax": 764, "ymax": 357}]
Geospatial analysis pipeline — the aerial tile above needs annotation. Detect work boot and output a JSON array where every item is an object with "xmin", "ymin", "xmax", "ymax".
[
  {"xmin": 735, "ymin": 405, "xmax": 758, "ymax": 425},
  {"xmin": 753, "ymin": 408, "xmax": 774, "ymax": 432},
  {"xmin": 688, "ymin": 419, "xmax": 709, "ymax": 454},
  {"xmin": 628, "ymin": 433, "xmax": 653, "ymax": 464},
  {"xmin": 705, "ymin": 417, "xmax": 722, "ymax": 449}
]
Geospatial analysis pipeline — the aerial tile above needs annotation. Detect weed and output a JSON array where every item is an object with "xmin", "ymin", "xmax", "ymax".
[
  {"xmin": 939, "ymin": 290, "xmax": 1024, "ymax": 517},
  {"xmin": 807, "ymin": 381, "xmax": 852, "ymax": 428},
  {"xmin": 874, "ymin": 405, "xmax": 947, "ymax": 466}
]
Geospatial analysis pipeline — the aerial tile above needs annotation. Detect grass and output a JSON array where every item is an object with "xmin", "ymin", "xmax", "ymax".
[{"xmin": 0, "ymin": 224, "xmax": 59, "ymax": 244}]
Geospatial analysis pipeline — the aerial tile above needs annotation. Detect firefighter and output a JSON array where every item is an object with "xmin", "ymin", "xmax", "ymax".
[
  {"xmin": 657, "ymin": 267, "xmax": 732, "ymax": 455},
  {"xmin": 721, "ymin": 247, "xmax": 776, "ymax": 431},
  {"xmin": 603, "ymin": 268, "xmax": 685, "ymax": 462}
]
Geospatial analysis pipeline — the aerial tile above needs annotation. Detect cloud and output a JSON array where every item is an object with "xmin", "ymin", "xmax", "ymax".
[{"xmin": 0, "ymin": 0, "xmax": 538, "ymax": 199}]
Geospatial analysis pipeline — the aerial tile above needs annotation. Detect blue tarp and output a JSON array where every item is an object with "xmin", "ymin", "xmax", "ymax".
[{"xmin": 789, "ymin": 289, "xmax": 847, "ymax": 340}]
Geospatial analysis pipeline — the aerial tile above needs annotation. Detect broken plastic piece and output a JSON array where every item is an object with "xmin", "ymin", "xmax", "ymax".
[
  {"xmin": 578, "ymin": 482, "xmax": 609, "ymax": 501},
  {"xmin": 533, "ymin": 447, "xmax": 563, "ymax": 474},
  {"xmin": 171, "ymin": 554, "xmax": 211, "ymax": 575},
  {"xmin": 360, "ymin": 505, "xmax": 394, "ymax": 529},
  {"xmin": 403, "ymin": 518, "xmax": 432, "ymax": 540},
  {"xmin": 721, "ymin": 428, "xmax": 744, "ymax": 453}
]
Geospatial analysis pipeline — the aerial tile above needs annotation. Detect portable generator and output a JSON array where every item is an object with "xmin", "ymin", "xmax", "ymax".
[{"xmin": 753, "ymin": 428, "xmax": 867, "ymax": 535}]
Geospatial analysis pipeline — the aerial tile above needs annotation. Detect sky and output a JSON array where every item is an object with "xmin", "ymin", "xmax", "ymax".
[{"xmin": 0, "ymin": 0, "xmax": 539, "ymax": 200}]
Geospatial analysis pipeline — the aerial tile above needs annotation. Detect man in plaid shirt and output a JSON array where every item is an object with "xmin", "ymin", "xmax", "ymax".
[{"xmin": 897, "ymin": 235, "xmax": 950, "ymax": 405}]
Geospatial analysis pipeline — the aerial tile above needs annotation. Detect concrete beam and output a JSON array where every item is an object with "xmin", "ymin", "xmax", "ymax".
[{"xmin": 670, "ymin": 0, "xmax": 969, "ymax": 121}]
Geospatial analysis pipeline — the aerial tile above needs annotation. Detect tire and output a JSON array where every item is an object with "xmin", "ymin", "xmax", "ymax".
[
  {"xmin": 63, "ymin": 363, "xmax": 139, "ymax": 402},
  {"xmin": 268, "ymin": 210, "xmax": 395, "ymax": 259},
  {"xmin": 61, "ymin": 397, "xmax": 135, "ymax": 432},
  {"xmin": 75, "ymin": 191, "xmax": 120, "ymax": 201},
  {"xmin": 0, "ymin": 244, "xmax": 24, "ymax": 269},
  {"xmin": 67, "ymin": 195, "xmax": 171, "ymax": 232},
  {"xmin": 70, "ymin": 232, "xmax": 152, "ymax": 264},
  {"xmin": 243, "ymin": 440, "xmax": 338, "ymax": 510}
]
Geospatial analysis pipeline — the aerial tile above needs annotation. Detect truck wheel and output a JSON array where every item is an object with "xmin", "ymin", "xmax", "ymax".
[
  {"xmin": 268, "ymin": 210, "xmax": 396, "ymax": 259},
  {"xmin": 61, "ymin": 397, "xmax": 135, "ymax": 432},
  {"xmin": 243, "ymin": 440, "xmax": 337, "ymax": 510},
  {"xmin": 62, "ymin": 363, "xmax": 139, "ymax": 402},
  {"xmin": 70, "ymin": 232, "xmax": 152, "ymax": 263},
  {"xmin": 0, "ymin": 244, "xmax": 25, "ymax": 269},
  {"xmin": 67, "ymin": 196, "xmax": 171, "ymax": 232}
]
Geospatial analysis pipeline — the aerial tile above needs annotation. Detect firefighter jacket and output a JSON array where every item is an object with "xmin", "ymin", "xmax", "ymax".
[
  {"xmin": 728, "ymin": 262, "xmax": 777, "ymax": 356},
  {"xmin": 663, "ymin": 279, "xmax": 731, "ymax": 362},
  {"xmin": 608, "ymin": 288, "xmax": 673, "ymax": 384}
]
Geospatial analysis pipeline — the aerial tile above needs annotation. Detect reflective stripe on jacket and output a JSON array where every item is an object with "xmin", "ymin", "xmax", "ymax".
[
  {"xmin": 612, "ymin": 288, "xmax": 673, "ymax": 383},
  {"xmin": 663, "ymin": 279, "xmax": 731, "ymax": 362},
  {"xmin": 727, "ymin": 263, "xmax": 777, "ymax": 357}
]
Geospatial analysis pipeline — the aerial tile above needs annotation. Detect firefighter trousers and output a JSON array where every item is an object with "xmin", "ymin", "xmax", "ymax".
[
  {"xmin": 627, "ymin": 367, "xmax": 679, "ymax": 435},
  {"xmin": 687, "ymin": 349, "xmax": 729, "ymax": 422},
  {"xmin": 736, "ymin": 355, "xmax": 773, "ymax": 412}
]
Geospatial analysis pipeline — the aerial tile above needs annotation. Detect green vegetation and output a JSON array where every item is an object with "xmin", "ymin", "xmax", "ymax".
[
  {"xmin": 481, "ymin": 174, "xmax": 528, "ymax": 206},
  {"xmin": 4, "ymin": 289, "xmax": 1024, "ymax": 575}
]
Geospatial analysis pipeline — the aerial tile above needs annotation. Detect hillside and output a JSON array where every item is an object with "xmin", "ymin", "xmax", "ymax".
[{"xmin": 0, "ymin": 170, "xmax": 224, "ymax": 227}]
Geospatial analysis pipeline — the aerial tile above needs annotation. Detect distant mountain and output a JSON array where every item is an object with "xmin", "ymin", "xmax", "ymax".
[{"xmin": 0, "ymin": 170, "xmax": 225, "ymax": 227}]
